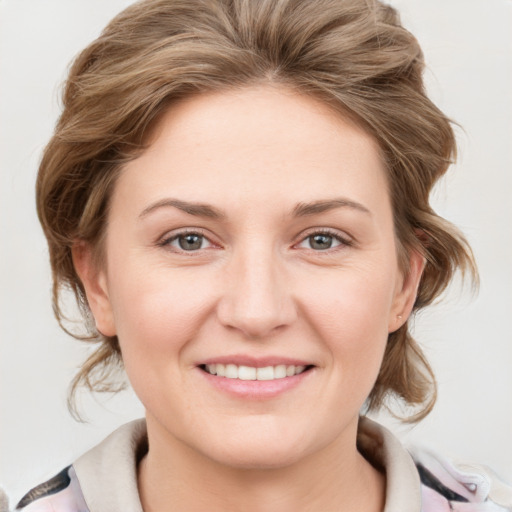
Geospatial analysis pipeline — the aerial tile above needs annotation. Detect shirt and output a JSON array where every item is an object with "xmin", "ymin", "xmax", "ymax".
[{"xmin": 14, "ymin": 418, "xmax": 512, "ymax": 511}]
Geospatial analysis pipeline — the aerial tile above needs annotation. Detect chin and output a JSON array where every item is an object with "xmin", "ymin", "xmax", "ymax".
[
  {"xmin": 209, "ymin": 440, "xmax": 308, "ymax": 470},
  {"xmin": 195, "ymin": 419, "xmax": 316, "ymax": 470}
]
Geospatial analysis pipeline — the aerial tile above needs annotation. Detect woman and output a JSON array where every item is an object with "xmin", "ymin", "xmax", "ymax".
[{"xmin": 8, "ymin": 0, "xmax": 511, "ymax": 510}]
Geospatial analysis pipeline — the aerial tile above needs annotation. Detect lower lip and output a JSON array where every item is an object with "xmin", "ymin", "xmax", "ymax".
[{"xmin": 198, "ymin": 367, "xmax": 314, "ymax": 399}]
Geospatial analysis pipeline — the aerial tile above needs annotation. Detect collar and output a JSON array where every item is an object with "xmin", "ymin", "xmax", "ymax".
[
  {"xmin": 358, "ymin": 417, "xmax": 422, "ymax": 512},
  {"xmin": 74, "ymin": 419, "xmax": 146, "ymax": 512}
]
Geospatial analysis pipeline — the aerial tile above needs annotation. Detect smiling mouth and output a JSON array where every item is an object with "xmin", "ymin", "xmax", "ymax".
[{"xmin": 199, "ymin": 363, "xmax": 313, "ymax": 381}]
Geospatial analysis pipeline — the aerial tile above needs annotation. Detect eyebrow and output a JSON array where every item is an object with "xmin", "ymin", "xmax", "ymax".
[
  {"xmin": 292, "ymin": 198, "xmax": 371, "ymax": 217},
  {"xmin": 139, "ymin": 197, "xmax": 371, "ymax": 220},
  {"xmin": 139, "ymin": 198, "xmax": 225, "ymax": 220}
]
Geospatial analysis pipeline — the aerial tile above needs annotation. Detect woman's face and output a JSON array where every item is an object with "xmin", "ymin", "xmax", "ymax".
[{"xmin": 79, "ymin": 85, "xmax": 422, "ymax": 469}]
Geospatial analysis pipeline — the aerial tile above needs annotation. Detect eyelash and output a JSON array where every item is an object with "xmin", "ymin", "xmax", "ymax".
[
  {"xmin": 157, "ymin": 228, "xmax": 214, "ymax": 253},
  {"xmin": 296, "ymin": 228, "xmax": 353, "ymax": 253},
  {"xmin": 157, "ymin": 228, "xmax": 353, "ymax": 254}
]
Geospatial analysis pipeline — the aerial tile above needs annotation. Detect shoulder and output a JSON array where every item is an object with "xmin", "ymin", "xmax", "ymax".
[
  {"xmin": 14, "ymin": 419, "xmax": 146, "ymax": 512},
  {"xmin": 410, "ymin": 448, "xmax": 512, "ymax": 512},
  {"xmin": 358, "ymin": 417, "xmax": 512, "ymax": 512},
  {"xmin": 15, "ymin": 466, "xmax": 89, "ymax": 512}
]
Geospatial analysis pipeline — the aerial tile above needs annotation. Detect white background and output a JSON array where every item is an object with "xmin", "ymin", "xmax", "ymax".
[{"xmin": 1, "ymin": 0, "xmax": 511, "ymax": 504}]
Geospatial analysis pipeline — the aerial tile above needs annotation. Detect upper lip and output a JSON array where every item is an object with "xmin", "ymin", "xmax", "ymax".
[{"xmin": 197, "ymin": 355, "xmax": 314, "ymax": 368}]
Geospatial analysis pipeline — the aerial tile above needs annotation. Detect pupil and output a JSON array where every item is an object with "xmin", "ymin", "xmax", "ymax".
[
  {"xmin": 311, "ymin": 234, "xmax": 332, "ymax": 250},
  {"xmin": 179, "ymin": 234, "xmax": 202, "ymax": 250}
]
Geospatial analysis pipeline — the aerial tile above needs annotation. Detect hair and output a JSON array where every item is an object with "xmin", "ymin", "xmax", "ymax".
[{"xmin": 37, "ymin": 0, "xmax": 477, "ymax": 421}]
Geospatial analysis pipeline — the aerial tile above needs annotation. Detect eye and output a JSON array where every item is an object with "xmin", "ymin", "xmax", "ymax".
[
  {"xmin": 163, "ymin": 231, "xmax": 213, "ymax": 252},
  {"xmin": 296, "ymin": 231, "xmax": 350, "ymax": 251}
]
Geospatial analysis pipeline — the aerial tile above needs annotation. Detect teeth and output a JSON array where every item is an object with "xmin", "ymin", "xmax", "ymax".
[
  {"xmin": 256, "ymin": 366, "xmax": 274, "ymax": 381},
  {"xmin": 238, "ymin": 365, "xmax": 256, "ymax": 380},
  {"xmin": 225, "ymin": 364, "xmax": 238, "ymax": 379},
  {"xmin": 274, "ymin": 365, "xmax": 287, "ymax": 379},
  {"xmin": 216, "ymin": 363, "xmax": 226, "ymax": 377},
  {"xmin": 203, "ymin": 363, "xmax": 309, "ymax": 380}
]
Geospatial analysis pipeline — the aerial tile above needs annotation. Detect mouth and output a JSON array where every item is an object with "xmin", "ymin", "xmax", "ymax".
[
  {"xmin": 196, "ymin": 356, "xmax": 316, "ymax": 398},
  {"xmin": 199, "ymin": 363, "xmax": 313, "ymax": 381}
]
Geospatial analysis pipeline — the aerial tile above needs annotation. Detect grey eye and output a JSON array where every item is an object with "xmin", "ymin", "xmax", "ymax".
[
  {"xmin": 176, "ymin": 233, "xmax": 206, "ymax": 251},
  {"xmin": 162, "ymin": 230, "xmax": 214, "ymax": 253},
  {"xmin": 297, "ymin": 232, "xmax": 345, "ymax": 251},
  {"xmin": 308, "ymin": 234, "xmax": 334, "ymax": 250}
]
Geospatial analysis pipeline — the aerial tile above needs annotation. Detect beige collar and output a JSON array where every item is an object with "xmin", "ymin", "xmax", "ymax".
[
  {"xmin": 74, "ymin": 417, "xmax": 421, "ymax": 512},
  {"xmin": 358, "ymin": 417, "xmax": 422, "ymax": 512},
  {"xmin": 75, "ymin": 420, "xmax": 146, "ymax": 512}
]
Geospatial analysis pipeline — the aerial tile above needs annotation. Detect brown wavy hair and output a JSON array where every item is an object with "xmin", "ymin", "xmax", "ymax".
[{"xmin": 36, "ymin": 0, "xmax": 477, "ymax": 420}]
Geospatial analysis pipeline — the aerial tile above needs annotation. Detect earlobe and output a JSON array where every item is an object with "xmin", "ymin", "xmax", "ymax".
[
  {"xmin": 388, "ymin": 248, "xmax": 425, "ymax": 333},
  {"xmin": 72, "ymin": 241, "xmax": 117, "ymax": 337}
]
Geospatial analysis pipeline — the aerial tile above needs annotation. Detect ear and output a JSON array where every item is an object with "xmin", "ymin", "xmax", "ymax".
[
  {"xmin": 72, "ymin": 241, "xmax": 117, "ymax": 337},
  {"xmin": 388, "ymin": 247, "xmax": 425, "ymax": 333}
]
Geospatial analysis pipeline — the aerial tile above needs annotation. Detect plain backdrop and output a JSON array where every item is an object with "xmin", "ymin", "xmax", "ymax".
[{"xmin": 1, "ymin": 0, "xmax": 511, "ymax": 504}]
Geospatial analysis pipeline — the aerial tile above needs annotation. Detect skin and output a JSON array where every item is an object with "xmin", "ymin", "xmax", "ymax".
[{"xmin": 74, "ymin": 85, "xmax": 424, "ymax": 511}]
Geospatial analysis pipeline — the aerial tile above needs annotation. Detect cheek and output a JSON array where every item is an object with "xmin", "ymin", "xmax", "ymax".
[
  {"xmin": 106, "ymin": 264, "xmax": 221, "ymax": 415},
  {"xmin": 296, "ymin": 264, "xmax": 395, "ymax": 376},
  {"xmin": 107, "ymin": 263, "xmax": 218, "ymax": 359},
  {"xmin": 300, "ymin": 262, "xmax": 395, "ymax": 334}
]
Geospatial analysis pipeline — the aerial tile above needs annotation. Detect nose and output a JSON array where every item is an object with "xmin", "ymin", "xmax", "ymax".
[{"xmin": 216, "ymin": 245, "xmax": 297, "ymax": 339}]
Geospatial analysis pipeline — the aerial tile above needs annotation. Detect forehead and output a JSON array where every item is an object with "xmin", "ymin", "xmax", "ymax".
[{"xmin": 115, "ymin": 85, "xmax": 389, "ymax": 215}]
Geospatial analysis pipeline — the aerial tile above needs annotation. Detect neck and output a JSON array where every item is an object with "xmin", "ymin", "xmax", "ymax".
[{"xmin": 137, "ymin": 417, "xmax": 385, "ymax": 512}]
